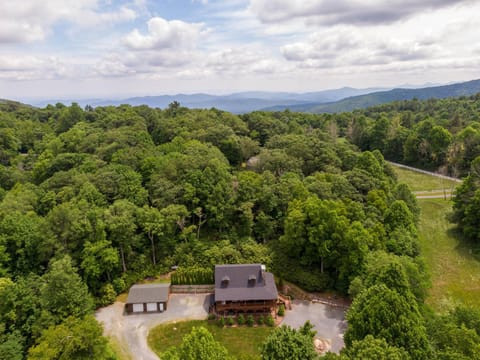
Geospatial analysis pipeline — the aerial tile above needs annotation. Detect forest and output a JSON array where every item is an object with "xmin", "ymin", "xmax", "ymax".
[{"xmin": 1, "ymin": 97, "xmax": 480, "ymax": 359}]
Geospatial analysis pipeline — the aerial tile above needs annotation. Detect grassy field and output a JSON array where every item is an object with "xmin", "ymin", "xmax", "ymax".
[
  {"xmin": 417, "ymin": 199, "xmax": 480, "ymax": 310},
  {"xmin": 148, "ymin": 320, "xmax": 274, "ymax": 359},
  {"xmin": 393, "ymin": 166, "xmax": 458, "ymax": 192},
  {"xmin": 391, "ymin": 164, "xmax": 480, "ymax": 310}
]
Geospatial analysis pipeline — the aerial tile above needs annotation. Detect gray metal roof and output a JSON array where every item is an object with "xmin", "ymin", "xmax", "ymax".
[
  {"xmin": 126, "ymin": 283, "xmax": 170, "ymax": 304},
  {"xmin": 215, "ymin": 264, "xmax": 278, "ymax": 302}
]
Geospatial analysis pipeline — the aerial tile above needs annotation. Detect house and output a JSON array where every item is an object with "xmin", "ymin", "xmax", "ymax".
[
  {"xmin": 214, "ymin": 264, "xmax": 278, "ymax": 315},
  {"xmin": 125, "ymin": 283, "xmax": 170, "ymax": 314}
]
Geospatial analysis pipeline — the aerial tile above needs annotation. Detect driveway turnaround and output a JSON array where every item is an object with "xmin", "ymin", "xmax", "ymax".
[
  {"xmin": 96, "ymin": 294, "xmax": 211, "ymax": 360},
  {"xmin": 281, "ymin": 300, "xmax": 347, "ymax": 353}
]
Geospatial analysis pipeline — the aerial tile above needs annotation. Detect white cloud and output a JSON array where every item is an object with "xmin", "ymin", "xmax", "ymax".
[
  {"xmin": 0, "ymin": 54, "xmax": 73, "ymax": 80},
  {"xmin": 0, "ymin": 1, "xmax": 137, "ymax": 44},
  {"xmin": 94, "ymin": 58, "xmax": 136, "ymax": 77},
  {"xmin": 123, "ymin": 17, "xmax": 206, "ymax": 50},
  {"xmin": 249, "ymin": 0, "xmax": 468, "ymax": 26}
]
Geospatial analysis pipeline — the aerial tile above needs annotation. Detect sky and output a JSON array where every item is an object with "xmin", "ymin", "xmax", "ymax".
[{"xmin": 0, "ymin": 0, "xmax": 479, "ymax": 100}]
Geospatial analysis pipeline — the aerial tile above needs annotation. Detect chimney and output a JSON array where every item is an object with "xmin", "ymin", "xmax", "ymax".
[{"xmin": 261, "ymin": 264, "xmax": 266, "ymax": 285}]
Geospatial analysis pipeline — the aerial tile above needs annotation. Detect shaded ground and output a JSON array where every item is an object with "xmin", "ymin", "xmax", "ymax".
[
  {"xmin": 95, "ymin": 294, "xmax": 211, "ymax": 360},
  {"xmin": 282, "ymin": 300, "xmax": 347, "ymax": 353}
]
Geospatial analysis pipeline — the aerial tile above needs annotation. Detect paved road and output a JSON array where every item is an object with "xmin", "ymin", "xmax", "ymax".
[
  {"xmin": 96, "ymin": 294, "xmax": 211, "ymax": 360},
  {"xmin": 389, "ymin": 161, "xmax": 461, "ymax": 198},
  {"xmin": 388, "ymin": 161, "xmax": 462, "ymax": 183},
  {"xmin": 282, "ymin": 300, "xmax": 347, "ymax": 354}
]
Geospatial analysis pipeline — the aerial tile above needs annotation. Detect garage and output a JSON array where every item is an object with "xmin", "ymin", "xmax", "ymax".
[
  {"xmin": 133, "ymin": 304, "xmax": 144, "ymax": 313},
  {"xmin": 125, "ymin": 283, "xmax": 170, "ymax": 314},
  {"xmin": 146, "ymin": 303, "xmax": 157, "ymax": 312}
]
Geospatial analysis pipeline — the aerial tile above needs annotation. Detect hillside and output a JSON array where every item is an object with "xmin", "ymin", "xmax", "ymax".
[
  {"xmin": 28, "ymin": 87, "xmax": 384, "ymax": 113},
  {"xmin": 265, "ymin": 79, "xmax": 480, "ymax": 113}
]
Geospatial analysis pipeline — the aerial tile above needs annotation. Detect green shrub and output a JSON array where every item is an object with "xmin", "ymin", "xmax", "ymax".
[
  {"xmin": 266, "ymin": 314, "xmax": 275, "ymax": 327},
  {"xmin": 207, "ymin": 313, "xmax": 216, "ymax": 321},
  {"xmin": 112, "ymin": 277, "xmax": 126, "ymax": 293},
  {"xmin": 237, "ymin": 314, "xmax": 245, "ymax": 325},
  {"xmin": 278, "ymin": 304, "xmax": 285, "ymax": 316},
  {"xmin": 218, "ymin": 317, "xmax": 225, "ymax": 327},
  {"xmin": 98, "ymin": 283, "xmax": 116, "ymax": 306},
  {"xmin": 246, "ymin": 314, "xmax": 254, "ymax": 327},
  {"xmin": 257, "ymin": 315, "xmax": 264, "ymax": 325},
  {"xmin": 227, "ymin": 317, "xmax": 234, "ymax": 326}
]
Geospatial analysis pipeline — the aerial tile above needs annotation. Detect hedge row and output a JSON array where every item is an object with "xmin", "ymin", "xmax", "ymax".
[{"xmin": 171, "ymin": 267, "xmax": 214, "ymax": 285}]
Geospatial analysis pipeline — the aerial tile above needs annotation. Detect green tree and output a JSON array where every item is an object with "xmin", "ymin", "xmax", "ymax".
[
  {"xmin": 345, "ymin": 284, "xmax": 431, "ymax": 359},
  {"xmin": 28, "ymin": 316, "xmax": 116, "ymax": 360},
  {"xmin": 104, "ymin": 200, "xmax": 138, "ymax": 272},
  {"xmin": 261, "ymin": 325, "xmax": 317, "ymax": 360},
  {"xmin": 341, "ymin": 335, "xmax": 409, "ymax": 360},
  {"xmin": 81, "ymin": 240, "xmax": 119, "ymax": 288},
  {"xmin": 0, "ymin": 327, "xmax": 24, "ymax": 360},
  {"xmin": 40, "ymin": 256, "xmax": 94, "ymax": 321},
  {"xmin": 162, "ymin": 326, "xmax": 232, "ymax": 360}
]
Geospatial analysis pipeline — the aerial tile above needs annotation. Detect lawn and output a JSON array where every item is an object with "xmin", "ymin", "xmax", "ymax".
[
  {"xmin": 391, "ymin": 165, "xmax": 480, "ymax": 310},
  {"xmin": 148, "ymin": 320, "xmax": 274, "ymax": 359},
  {"xmin": 417, "ymin": 199, "xmax": 480, "ymax": 311},
  {"xmin": 392, "ymin": 165, "xmax": 459, "ymax": 192}
]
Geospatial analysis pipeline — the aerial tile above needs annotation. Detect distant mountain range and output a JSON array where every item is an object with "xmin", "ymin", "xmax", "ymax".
[
  {"xmin": 29, "ymin": 87, "xmax": 385, "ymax": 113},
  {"xmin": 266, "ymin": 79, "xmax": 480, "ymax": 113},
  {"xmin": 24, "ymin": 79, "xmax": 480, "ymax": 114}
]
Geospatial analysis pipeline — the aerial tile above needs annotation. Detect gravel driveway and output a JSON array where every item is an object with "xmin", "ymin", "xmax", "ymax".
[
  {"xmin": 281, "ymin": 300, "xmax": 347, "ymax": 353},
  {"xmin": 96, "ymin": 294, "xmax": 211, "ymax": 360}
]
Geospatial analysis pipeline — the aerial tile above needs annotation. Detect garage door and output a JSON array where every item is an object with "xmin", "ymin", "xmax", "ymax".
[
  {"xmin": 133, "ymin": 304, "xmax": 144, "ymax": 313},
  {"xmin": 146, "ymin": 303, "xmax": 157, "ymax": 312},
  {"xmin": 159, "ymin": 303, "xmax": 164, "ymax": 312}
]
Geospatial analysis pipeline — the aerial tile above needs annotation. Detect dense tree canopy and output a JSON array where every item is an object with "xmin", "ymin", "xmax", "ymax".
[{"xmin": 0, "ymin": 99, "xmax": 457, "ymax": 359}]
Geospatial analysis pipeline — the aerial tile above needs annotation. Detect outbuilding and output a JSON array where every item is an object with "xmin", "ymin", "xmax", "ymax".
[{"xmin": 125, "ymin": 283, "xmax": 170, "ymax": 314}]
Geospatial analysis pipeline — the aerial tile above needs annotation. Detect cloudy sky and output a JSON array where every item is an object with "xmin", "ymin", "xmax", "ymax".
[{"xmin": 0, "ymin": 0, "xmax": 479, "ymax": 100}]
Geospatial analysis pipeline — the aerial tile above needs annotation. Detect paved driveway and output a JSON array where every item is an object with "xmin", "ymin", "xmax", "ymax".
[
  {"xmin": 96, "ymin": 294, "xmax": 211, "ymax": 360},
  {"xmin": 281, "ymin": 300, "xmax": 347, "ymax": 353}
]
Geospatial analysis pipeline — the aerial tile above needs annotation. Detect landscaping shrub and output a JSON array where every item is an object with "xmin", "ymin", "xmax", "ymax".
[
  {"xmin": 112, "ymin": 277, "xmax": 126, "ymax": 293},
  {"xmin": 98, "ymin": 283, "xmax": 116, "ymax": 306},
  {"xmin": 246, "ymin": 315, "xmax": 254, "ymax": 327},
  {"xmin": 257, "ymin": 315, "xmax": 264, "ymax": 325},
  {"xmin": 266, "ymin": 314, "xmax": 275, "ymax": 327},
  {"xmin": 237, "ymin": 314, "xmax": 245, "ymax": 325},
  {"xmin": 227, "ymin": 317, "xmax": 234, "ymax": 326},
  {"xmin": 218, "ymin": 317, "xmax": 225, "ymax": 327},
  {"xmin": 278, "ymin": 304, "xmax": 285, "ymax": 316},
  {"xmin": 207, "ymin": 313, "xmax": 216, "ymax": 321}
]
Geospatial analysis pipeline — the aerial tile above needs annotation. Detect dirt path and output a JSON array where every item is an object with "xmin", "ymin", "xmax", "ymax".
[{"xmin": 96, "ymin": 294, "xmax": 211, "ymax": 360}]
